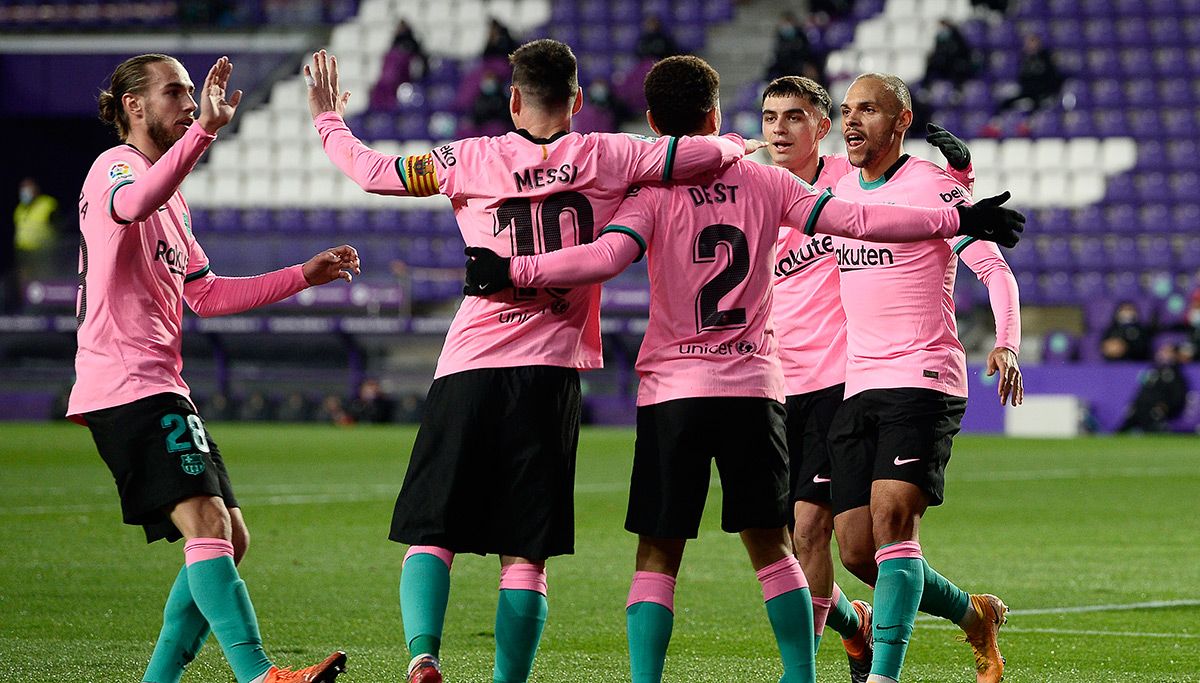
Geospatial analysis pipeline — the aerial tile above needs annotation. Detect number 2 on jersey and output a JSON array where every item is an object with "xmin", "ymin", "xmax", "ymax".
[
  {"xmin": 494, "ymin": 191, "xmax": 594, "ymax": 298},
  {"xmin": 694, "ymin": 223, "xmax": 750, "ymax": 332}
]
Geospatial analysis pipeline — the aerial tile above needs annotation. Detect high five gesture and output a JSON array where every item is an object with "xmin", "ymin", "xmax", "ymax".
[
  {"xmin": 305, "ymin": 49, "xmax": 352, "ymax": 119},
  {"xmin": 197, "ymin": 56, "xmax": 242, "ymax": 134}
]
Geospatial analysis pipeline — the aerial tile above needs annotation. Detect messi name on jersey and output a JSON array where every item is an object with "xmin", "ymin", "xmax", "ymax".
[{"xmin": 514, "ymin": 164, "xmax": 579, "ymax": 192}]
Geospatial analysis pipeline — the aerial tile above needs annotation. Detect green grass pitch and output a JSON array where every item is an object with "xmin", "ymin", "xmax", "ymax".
[{"xmin": 1, "ymin": 422, "xmax": 1198, "ymax": 682}]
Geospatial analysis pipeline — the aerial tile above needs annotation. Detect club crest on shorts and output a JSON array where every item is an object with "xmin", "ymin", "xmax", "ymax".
[{"xmin": 180, "ymin": 453, "xmax": 206, "ymax": 475}]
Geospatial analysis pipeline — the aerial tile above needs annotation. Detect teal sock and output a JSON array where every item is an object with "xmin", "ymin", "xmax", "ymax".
[
  {"xmin": 143, "ymin": 566, "xmax": 210, "ymax": 683},
  {"xmin": 764, "ymin": 588, "xmax": 816, "ymax": 683},
  {"xmin": 626, "ymin": 601, "xmax": 674, "ymax": 683},
  {"xmin": 871, "ymin": 558, "xmax": 924, "ymax": 681},
  {"xmin": 492, "ymin": 589, "xmax": 547, "ymax": 683},
  {"xmin": 825, "ymin": 590, "xmax": 860, "ymax": 640},
  {"xmin": 186, "ymin": 556, "xmax": 271, "ymax": 683},
  {"xmin": 917, "ymin": 559, "xmax": 970, "ymax": 624},
  {"xmin": 400, "ymin": 553, "xmax": 451, "ymax": 659}
]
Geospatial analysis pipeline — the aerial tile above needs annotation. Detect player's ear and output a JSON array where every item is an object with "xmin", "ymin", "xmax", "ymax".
[
  {"xmin": 510, "ymin": 84, "xmax": 521, "ymax": 117},
  {"xmin": 896, "ymin": 108, "xmax": 913, "ymax": 135},
  {"xmin": 570, "ymin": 88, "xmax": 584, "ymax": 115},
  {"xmin": 817, "ymin": 115, "xmax": 832, "ymax": 141},
  {"xmin": 646, "ymin": 110, "xmax": 662, "ymax": 136},
  {"xmin": 122, "ymin": 91, "xmax": 143, "ymax": 120}
]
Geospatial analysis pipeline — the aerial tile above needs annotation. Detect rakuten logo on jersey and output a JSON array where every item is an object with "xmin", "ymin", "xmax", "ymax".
[
  {"xmin": 836, "ymin": 243, "xmax": 894, "ymax": 271},
  {"xmin": 154, "ymin": 240, "xmax": 188, "ymax": 276},
  {"xmin": 776, "ymin": 235, "xmax": 834, "ymax": 278}
]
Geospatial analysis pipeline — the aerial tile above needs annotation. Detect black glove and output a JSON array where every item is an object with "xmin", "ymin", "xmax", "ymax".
[
  {"xmin": 463, "ymin": 246, "xmax": 512, "ymax": 296},
  {"xmin": 926, "ymin": 122, "xmax": 971, "ymax": 171},
  {"xmin": 955, "ymin": 191, "xmax": 1025, "ymax": 248}
]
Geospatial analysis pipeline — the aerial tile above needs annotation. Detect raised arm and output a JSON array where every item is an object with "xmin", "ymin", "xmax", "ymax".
[
  {"xmin": 112, "ymin": 56, "xmax": 240, "ymax": 222},
  {"xmin": 625, "ymin": 133, "xmax": 762, "ymax": 184},
  {"xmin": 925, "ymin": 123, "xmax": 975, "ymax": 194}
]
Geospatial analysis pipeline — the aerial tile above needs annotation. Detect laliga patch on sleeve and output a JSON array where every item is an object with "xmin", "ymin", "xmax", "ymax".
[{"xmin": 108, "ymin": 161, "xmax": 135, "ymax": 183}]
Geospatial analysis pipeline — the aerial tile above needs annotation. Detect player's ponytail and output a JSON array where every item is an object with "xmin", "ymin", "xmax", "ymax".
[{"xmin": 97, "ymin": 53, "xmax": 176, "ymax": 140}]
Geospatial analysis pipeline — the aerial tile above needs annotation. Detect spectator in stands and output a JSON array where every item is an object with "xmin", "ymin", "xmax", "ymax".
[
  {"xmin": 765, "ymin": 11, "xmax": 818, "ymax": 82},
  {"xmin": 482, "ymin": 17, "xmax": 519, "ymax": 59},
  {"xmin": 391, "ymin": 19, "xmax": 429, "ymax": 80},
  {"xmin": 237, "ymin": 391, "xmax": 274, "ymax": 421},
  {"xmin": 276, "ymin": 391, "xmax": 313, "ymax": 422},
  {"xmin": 315, "ymin": 393, "xmax": 352, "ymax": 425},
  {"xmin": 469, "ymin": 71, "xmax": 511, "ymax": 133},
  {"xmin": 635, "ymin": 15, "xmax": 680, "ymax": 60},
  {"xmin": 970, "ymin": 0, "xmax": 1009, "ymax": 14},
  {"xmin": 809, "ymin": 0, "xmax": 853, "ymax": 23},
  {"xmin": 13, "ymin": 177, "xmax": 59, "ymax": 285},
  {"xmin": 925, "ymin": 19, "xmax": 977, "ymax": 89},
  {"xmin": 1101, "ymin": 301, "xmax": 1153, "ymax": 362},
  {"xmin": 348, "ymin": 378, "xmax": 394, "ymax": 423},
  {"xmin": 1118, "ymin": 342, "xmax": 1189, "ymax": 432},
  {"xmin": 998, "ymin": 34, "xmax": 1063, "ymax": 113}
]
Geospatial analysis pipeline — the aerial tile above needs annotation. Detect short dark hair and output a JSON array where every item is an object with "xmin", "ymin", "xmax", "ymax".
[
  {"xmin": 509, "ymin": 39, "xmax": 578, "ymax": 110},
  {"xmin": 852, "ymin": 73, "xmax": 912, "ymax": 113},
  {"xmin": 643, "ymin": 55, "xmax": 720, "ymax": 137},
  {"xmin": 762, "ymin": 76, "xmax": 832, "ymax": 116},
  {"xmin": 98, "ymin": 53, "xmax": 177, "ymax": 140}
]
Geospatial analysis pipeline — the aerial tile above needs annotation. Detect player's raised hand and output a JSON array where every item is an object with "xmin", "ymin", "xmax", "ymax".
[
  {"xmin": 305, "ymin": 49, "xmax": 352, "ymax": 119},
  {"xmin": 986, "ymin": 346, "xmax": 1023, "ymax": 406},
  {"xmin": 954, "ymin": 191, "xmax": 1025, "ymax": 248},
  {"xmin": 925, "ymin": 122, "xmax": 971, "ymax": 171},
  {"xmin": 463, "ymin": 246, "xmax": 512, "ymax": 296},
  {"xmin": 303, "ymin": 245, "xmax": 361, "ymax": 285},
  {"xmin": 197, "ymin": 56, "xmax": 243, "ymax": 134}
]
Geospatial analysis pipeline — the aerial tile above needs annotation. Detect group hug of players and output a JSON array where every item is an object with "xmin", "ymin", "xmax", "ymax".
[{"xmin": 70, "ymin": 35, "xmax": 1025, "ymax": 683}]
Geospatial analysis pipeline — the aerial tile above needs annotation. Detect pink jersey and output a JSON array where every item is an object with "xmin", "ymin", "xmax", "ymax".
[
  {"xmin": 69, "ymin": 127, "xmax": 215, "ymax": 419},
  {"xmin": 69, "ymin": 123, "xmax": 310, "ymax": 421},
  {"xmin": 772, "ymin": 154, "xmax": 977, "ymax": 396},
  {"xmin": 771, "ymin": 155, "xmax": 854, "ymax": 395},
  {"xmin": 832, "ymin": 154, "xmax": 1019, "ymax": 399},
  {"xmin": 603, "ymin": 159, "xmax": 965, "ymax": 407},
  {"xmin": 314, "ymin": 113, "xmax": 747, "ymax": 378}
]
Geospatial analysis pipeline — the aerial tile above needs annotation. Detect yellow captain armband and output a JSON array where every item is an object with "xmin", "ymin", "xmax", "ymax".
[{"xmin": 401, "ymin": 153, "xmax": 440, "ymax": 197}]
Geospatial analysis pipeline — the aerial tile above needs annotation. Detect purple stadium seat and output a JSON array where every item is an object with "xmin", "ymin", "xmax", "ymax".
[
  {"xmin": 1138, "ymin": 204, "xmax": 1173, "ymax": 233},
  {"xmin": 611, "ymin": 0, "xmax": 639, "ymax": 22},
  {"xmin": 1073, "ymin": 238, "xmax": 1109, "ymax": 270},
  {"xmin": 1139, "ymin": 236, "xmax": 1176, "ymax": 270},
  {"xmin": 1104, "ymin": 204, "xmax": 1137, "ymax": 232},
  {"xmin": 336, "ymin": 207, "xmax": 369, "ymax": 232},
  {"xmin": 988, "ymin": 51, "xmax": 1020, "ymax": 80},
  {"xmin": 960, "ymin": 81, "xmax": 990, "ymax": 110},
  {"xmin": 675, "ymin": 25, "xmax": 707, "ymax": 52},
  {"xmin": 1071, "ymin": 206, "xmax": 1104, "ymax": 234},
  {"xmin": 304, "ymin": 208, "xmax": 336, "ymax": 233},
  {"xmin": 1118, "ymin": 48, "xmax": 1154, "ymax": 77},
  {"xmin": 1170, "ymin": 171, "xmax": 1200, "ymax": 202},
  {"xmin": 1106, "ymin": 271, "xmax": 1143, "ymax": 300},
  {"xmin": 1089, "ymin": 78, "xmax": 1122, "ymax": 107},
  {"xmin": 363, "ymin": 112, "xmax": 398, "ymax": 140},
  {"xmin": 1055, "ymin": 50, "xmax": 1085, "ymax": 76},
  {"xmin": 1040, "ymin": 271, "xmax": 1074, "ymax": 305},
  {"xmin": 1043, "ymin": 331, "xmax": 1079, "ymax": 363},
  {"xmin": 1116, "ymin": 19, "xmax": 1149, "ymax": 48},
  {"xmin": 703, "ymin": 0, "xmax": 733, "ymax": 22},
  {"xmin": 1180, "ymin": 237, "xmax": 1200, "ymax": 269},
  {"xmin": 1127, "ymin": 109, "xmax": 1160, "ymax": 139},
  {"xmin": 643, "ymin": 0, "xmax": 671, "ymax": 18},
  {"xmin": 1082, "ymin": 0, "xmax": 1117, "ymax": 16},
  {"xmin": 580, "ymin": 0, "xmax": 606, "ymax": 22},
  {"xmin": 1135, "ymin": 172, "xmax": 1168, "ymax": 203},
  {"xmin": 1085, "ymin": 48, "xmax": 1121, "ymax": 77},
  {"xmin": 368, "ymin": 208, "xmax": 403, "ymax": 233},
  {"xmin": 1173, "ymin": 204, "xmax": 1200, "ymax": 232},
  {"xmin": 273, "ymin": 208, "xmax": 304, "ymax": 232},
  {"xmin": 190, "ymin": 207, "xmax": 211, "ymax": 232},
  {"xmin": 548, "ymin": 24, "xmax": 580, "ymax": 47},
  {"xmin": 1102, "ymin": 172, "xmax": 1138, "ymax": 205},
  {"xmin": 853, "ymin": 0, "xmax": 886, "ymax": 19},
  {"xmin": 1149, "ymin": 19, "xmax": 1184, "ymax": 48},
  {"xmin": 1165, "ymin": 140, "xmax": 1200, "ymax": 170},
  {"xmin": 1026, "ymin": 109, "xmax": 1064, "ymax": 138},
  {"xmin": 1137, "ymin": 139, "xmax": 1165, "ymax": 168},
  {"xmin": 1185, "ymin": 17, "xmax": 1200, "ymax": 45},
  {"xmin": 821, "ymin": 21, "xmax": 856, "ymax": 50},
  {"xmin": 1149, "ymin": 0, "xmax": 1184, "ymax": 15},
  {"xmin": 1124, "ymin": 79, "xmax": 1155, "ymax": 104},
  {"xmin": 1153, "ymin": 48, "xmax": 1190, "ymax": 78},
  {"xmin": 1082, "ymin": 20, "xmax": 1112, "ymax": 48},
  {"xmin": 1048, "ymin": 18, "xmax": 1078, "ymax": 47},
  {"xmin": 211, "ymin": 207, "xmax": 241, "ymax": 233},
  {"xmin": 1162, "ymin": 109, "xmax": 1195, "ymax": 137},
  {"xmin": 1038, "ymin": 207, "xmax": 1072, "ymax": 234},
  {"xmin": 1159, "ymin": 79, "xmax": 1195, "ymax": 108}
]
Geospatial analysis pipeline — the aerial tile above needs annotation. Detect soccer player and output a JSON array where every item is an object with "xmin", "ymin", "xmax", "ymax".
[
  {"xmin": 827, "ymin": 73, "xmax": 1023, "ymax": 683},
  {"xmin": 303, "ymin": 42, "xmax": 765, "ymax": 683},
  {"xmin": 761, "ymin": 75, "xmax": 975, "ymax": 682},
  {"xmin": 72, "ymin": 54, "xmax": 358, "ymax": 683},
  {"xmin": 461, "ymin": 56, "xmax": 1023, "ymax": 683}
]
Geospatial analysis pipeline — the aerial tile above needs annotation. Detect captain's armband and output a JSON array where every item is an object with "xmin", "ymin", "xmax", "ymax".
[{"xmin": 398, "ymin": 153, "xmax": 441, "ymax": 197}]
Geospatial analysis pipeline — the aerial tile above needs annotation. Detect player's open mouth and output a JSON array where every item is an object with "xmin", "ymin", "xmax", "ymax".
[
  {"xmin": 176, "ymin": 119, "xmax": 193, "ymax": 129},
  {"xmin": 772, "ymin": 141, "xmax": 793, "ymax": 153},
  {"xmin": 845, "ymin": 132, "xmax": 865, "ymax": 149}
]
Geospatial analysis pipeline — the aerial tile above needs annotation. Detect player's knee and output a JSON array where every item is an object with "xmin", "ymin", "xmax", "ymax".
[
  {"xmin": 870, "ymin": 506, "xmax": 917, "ymax": 546},
  {"xmin": 172, "ymin": 495, "xmax": 233, "ymax": 540},
  {"xmin": 792, "ymin": 506, "xmax": 834, "ymax": 557},
  {"xmin": 838, "ymin": 544, "xmax": 875, "ymax": 580}
]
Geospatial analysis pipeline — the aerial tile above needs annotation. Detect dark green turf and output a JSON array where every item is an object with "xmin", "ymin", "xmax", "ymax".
[{"xmin": 1, "ymin": 423, "xmax": 1197, "ymax": 682}]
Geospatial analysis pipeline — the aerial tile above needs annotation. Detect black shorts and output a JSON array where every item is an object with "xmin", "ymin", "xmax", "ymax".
[
  {"xmin": 625, "ymin": 397, "xmax": 789, "ymax": 538},
  {"xmin": 828, "ymin": 388, "xmax": 966, "ymax": 516},
  {"xmin": 784, "ymin": 383, "xmax": 844, "ymax": 506},
  {"xmin": 390, "ymin": 366, "xmax": 581, "ymax": 560},
  {"xmin": 84, "ymin": 392, "xmax": 237, "ymax": 543}
]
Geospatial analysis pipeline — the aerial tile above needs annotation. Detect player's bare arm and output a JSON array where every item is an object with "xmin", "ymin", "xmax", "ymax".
[
  {"xmin": 303, "ymin": 244, "xmax": 361, "ymax": 285},
  {"xmin": 305, "ymin": 49, "xmax": 352, "ymax": 119},
  {"xmin": 197, "ymin": 56, "xmax": 242, "ymax": 134},
  {"xmin": 987, "ymin": 347, "xmax": 1023, "ymax": 407}
]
